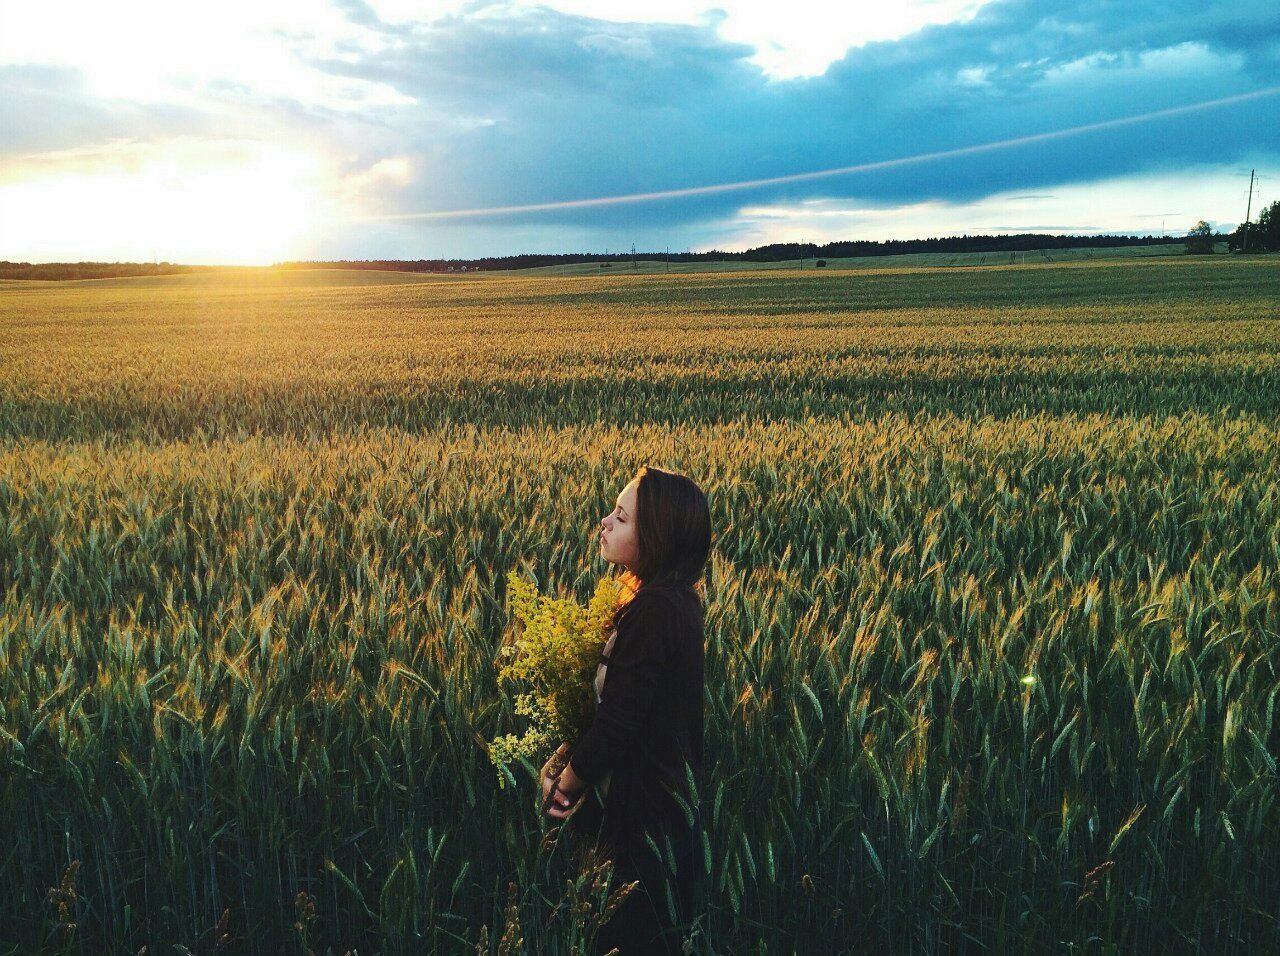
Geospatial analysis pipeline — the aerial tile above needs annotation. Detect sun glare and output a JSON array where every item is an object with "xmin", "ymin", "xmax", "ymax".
[{"xmin": 0, "ymin": 140, "xmax": 323, "ymax": 265}]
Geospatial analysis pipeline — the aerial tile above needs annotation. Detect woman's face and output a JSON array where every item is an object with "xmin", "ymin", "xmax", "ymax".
[{"xmin": 599, "ymin": 478, "xmax": 640, "ymax": 571}]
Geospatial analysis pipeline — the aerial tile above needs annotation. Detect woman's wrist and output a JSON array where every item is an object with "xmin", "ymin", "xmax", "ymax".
[{"xmin": 558, "ymin": 760, "xmax": 586, "ymax": 794}]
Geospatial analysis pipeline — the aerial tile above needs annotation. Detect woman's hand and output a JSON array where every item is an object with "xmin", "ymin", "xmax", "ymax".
[{"xmin": 546, "ymin": 760, "xmax": 586, "ymax": 820}]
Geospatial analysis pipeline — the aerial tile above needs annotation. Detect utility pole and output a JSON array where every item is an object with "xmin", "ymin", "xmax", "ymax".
[
  {"xmin": 631, "ymin": 243, "xmax": 636, "ymax": 272},
  {"xmin": 665, "ymin": 246, "xmax": 669, "ymax": 274},
  {"xmin": 1243, "ymin": 168, "xmax": 1256, "ymax": 253}
]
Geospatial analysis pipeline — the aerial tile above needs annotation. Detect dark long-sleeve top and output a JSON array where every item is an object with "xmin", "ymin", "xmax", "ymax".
[{"xmin": 568, "ymin": 583, "xmax": 705, "ymax": 855}]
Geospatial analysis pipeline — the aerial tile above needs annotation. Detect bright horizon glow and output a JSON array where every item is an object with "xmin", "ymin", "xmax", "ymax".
[
  {"xmin": 0, "ymin": 139, "xmax": 326, "ymax": 265},
  {"xmin": 710, "ymin": 165, "xmax": 1265, "ymax": 251}
]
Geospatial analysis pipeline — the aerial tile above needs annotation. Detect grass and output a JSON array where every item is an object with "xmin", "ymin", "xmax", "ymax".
[{"xmin": 0, "ymin": 254, "xmax": 1277, "ymax": 954}]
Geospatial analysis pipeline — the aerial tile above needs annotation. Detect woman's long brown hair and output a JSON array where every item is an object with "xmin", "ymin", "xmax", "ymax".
[{"xmin": 613, "ymin": 465, "xmax": 711, "ymax": 619}]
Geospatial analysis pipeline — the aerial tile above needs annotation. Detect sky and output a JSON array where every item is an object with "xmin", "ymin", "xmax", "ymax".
[{"xmin": 2, "ymin": 0, "xmax": 1278, "ymax": 264}]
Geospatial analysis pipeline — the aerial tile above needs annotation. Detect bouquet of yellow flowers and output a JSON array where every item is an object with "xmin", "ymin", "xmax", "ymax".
[{"xmin": 488, "ymin": 570, "xmax": 627, "ymax": 789}]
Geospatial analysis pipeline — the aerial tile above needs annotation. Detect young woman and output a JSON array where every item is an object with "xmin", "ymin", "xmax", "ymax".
[{"xmin": 543, "ymin": 465, "xmax": 711, "ymax": 955}]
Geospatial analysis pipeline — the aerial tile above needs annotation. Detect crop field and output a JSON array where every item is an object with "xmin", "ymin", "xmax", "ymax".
[{"xmin": 1, "ymin": 256, "xmax": 1279, "ymax": 954}]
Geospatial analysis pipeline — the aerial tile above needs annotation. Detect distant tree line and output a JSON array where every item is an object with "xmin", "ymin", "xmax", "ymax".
[
  {"xmin": 273, "ymin": 233, "xmax": 1186, "ymax": 274},
  {"xmin": 0, "ymin": 262, "xmax": 215, "ymax": 281},
  {"xmin": 1228, "ymin": 199, "xmax": 1280, "ymax": 253},
  {"xmin": 3, "ymin": 233, "xmax": 1196, "ymax": 281}
]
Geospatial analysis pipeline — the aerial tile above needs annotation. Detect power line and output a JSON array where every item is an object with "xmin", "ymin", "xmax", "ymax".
[{"xmin": 1243, "ymin": 169, "xmax": 1255, "ymax": 253}]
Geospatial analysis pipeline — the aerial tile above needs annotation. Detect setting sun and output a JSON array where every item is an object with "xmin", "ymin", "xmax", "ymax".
[{"xmin": 0, "ymin": 138, "xmax": 323, "ymax": 265}]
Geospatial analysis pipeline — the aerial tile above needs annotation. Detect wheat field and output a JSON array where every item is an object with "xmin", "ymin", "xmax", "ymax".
[{"xmin": 1, "ymin": 256, "xmax": 1278, "ymax": 954}]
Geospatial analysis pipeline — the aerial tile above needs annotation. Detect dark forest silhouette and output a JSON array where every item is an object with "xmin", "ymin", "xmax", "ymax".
[{"xmin": 3, "ymin": 231, "xmax": 1248, "ymax": 281}]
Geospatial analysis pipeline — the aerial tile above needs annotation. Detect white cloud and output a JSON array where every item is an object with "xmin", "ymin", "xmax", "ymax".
[
  {"xmin": 0, "ymin": 0, "xmax": 415, "ymax": 110},
  {"xmin": 332, "ymin": 154, "xmax": 416, "ymax": 213},
  {"xmin": 693, "ymin": 0, "xmax": 992, "ymax": 78},
  {"xmin": 1040, "ymin": 42, "xmax": 1246, "ymax": 88},
  {"xmin": 956, "ymin": 65, "xmax": 993, "ymax": 87}
]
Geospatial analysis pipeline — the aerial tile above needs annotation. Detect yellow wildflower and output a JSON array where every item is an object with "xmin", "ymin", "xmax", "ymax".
[{"xmin": 489, "ymin": 570, "xmax": 627, "ymax": 788}]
